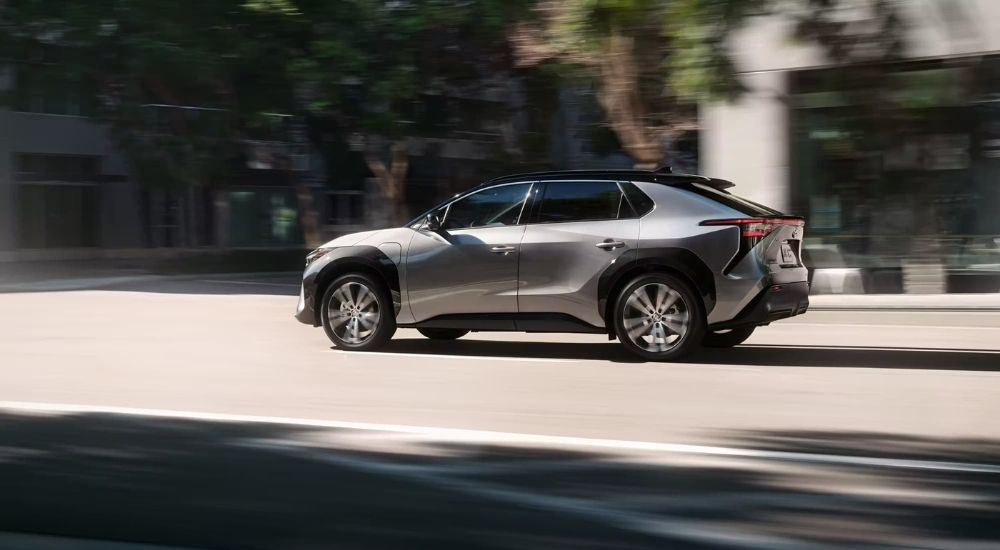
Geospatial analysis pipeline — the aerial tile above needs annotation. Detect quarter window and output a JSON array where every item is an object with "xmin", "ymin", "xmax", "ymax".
[
  {"xmin": 536, "ymin": 181, "xmax": 629, "ymax": 223},
  {"xmin": 442, "ymin": 183, "xmax": 532, "ymax": 230}
]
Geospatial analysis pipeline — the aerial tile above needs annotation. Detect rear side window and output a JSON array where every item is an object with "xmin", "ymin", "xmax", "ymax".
[
  {"xmin": 536, "ymin": 181, "xmax": 628, "ymax": 223},
  {"xmin": 620, "ymin": 181, "xmax": 654, "ymax": 217},
  {"xmin": 684, "ymin": 182, "xmax": 782, "ymax": 217}
]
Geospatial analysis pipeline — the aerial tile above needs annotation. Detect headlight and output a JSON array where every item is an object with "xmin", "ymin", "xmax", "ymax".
[{"xmin": 305, "ymin": 247, "xmax": 335, "ymax": 267}]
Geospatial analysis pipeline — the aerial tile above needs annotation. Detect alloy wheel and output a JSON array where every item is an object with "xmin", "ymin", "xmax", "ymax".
[
  {"xmin": 327, "ymin": 281, "xmax": 381, "ymax": 345},
  {"xmin": 622, "ymin": 282, "xmax": 690, "ymax": 353}
]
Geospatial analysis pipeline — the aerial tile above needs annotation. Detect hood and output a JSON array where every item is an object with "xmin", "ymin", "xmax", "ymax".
[{"xmin": 319, "ymin": 228, "xmax": 398, "ymax": 248}]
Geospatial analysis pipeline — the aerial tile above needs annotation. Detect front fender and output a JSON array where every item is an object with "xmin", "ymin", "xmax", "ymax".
[{"xmin": 300, "ymin": 245, "xmax": 401, "ymax": 326}]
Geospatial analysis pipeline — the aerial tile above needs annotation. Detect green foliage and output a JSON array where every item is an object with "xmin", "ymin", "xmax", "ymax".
[
  {"xmin": 280, "ymin": 0, "xmax": 533, "ymax": 140},
  {"xmin": 665, "ymin": 0, "xmax": 769, "ymax": 101},
  {"xmin": 0, "ymin": 0, "xmax": 537, "ymax": 189},
  {"xmin": 535, "ymin": 0, "xmax": 766, "ymax": 103},
  {"xmin": 1, "ymin": 0, "xmax": 306, "ymax": 189}
]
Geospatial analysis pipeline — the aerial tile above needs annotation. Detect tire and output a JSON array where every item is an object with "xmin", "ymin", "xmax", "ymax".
[
  {"xmin": 417, "ymin": 328, "xmax": 470, "ymax": 340},
  {"xmin": 321, "ymin": 273, "xmax": 396, "ymax": 351},
  {"xmin": 613, "ymin": 273, "xmax": 705, "ymax": 362},
  {"xmin": 702, "ymin": 326, "xmax": 755, "ymax": 348}
]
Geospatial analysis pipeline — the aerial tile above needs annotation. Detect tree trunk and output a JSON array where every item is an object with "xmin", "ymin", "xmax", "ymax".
[
  {"xmin": 293, "ymin": 176, "xmax": 322, "ymax": 248},
  {"xmin": 595, "ymin": 33, "xmax": 666, "ymax": 169},
  {"xmin": 364, "ymin": 141, "xmax": 410, "ymax": 226}
]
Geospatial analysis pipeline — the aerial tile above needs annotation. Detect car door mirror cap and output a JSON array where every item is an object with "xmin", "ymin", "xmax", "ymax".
[{"xmin": 425, "ymin": 213, "xmax": 443, "ymax": 232}]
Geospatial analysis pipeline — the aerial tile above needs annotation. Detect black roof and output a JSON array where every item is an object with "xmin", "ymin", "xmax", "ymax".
[{"xmin": 483, "ymin": 168, "xmax": 735, "ymax": 191}]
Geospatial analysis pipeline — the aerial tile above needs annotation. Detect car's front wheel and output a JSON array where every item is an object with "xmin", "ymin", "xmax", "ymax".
[
  {"xmin": 417, "ymin": 328, "xmax": 470, "ymax": 340},
  {"xmin": 702, "ymin": 326, "xmax": 755, "ymax": 348},
  {"xmin": 321, "ymin": 273, "xmax": 396, "ymax": 351},
  {"xmin": 613, "ymin": 273, "xmax": 705, "ymax": 362}
]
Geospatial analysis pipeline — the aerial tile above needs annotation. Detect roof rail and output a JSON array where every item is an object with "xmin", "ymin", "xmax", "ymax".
[{"xmin": 480, "ymin": 168, "xmax": 735, "ymax": 190}]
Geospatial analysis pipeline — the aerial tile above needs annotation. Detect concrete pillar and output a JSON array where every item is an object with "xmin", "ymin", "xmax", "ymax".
[
  {"xmin": 702, "ymin": 70, "xmax": 790, "ymax": 213},
  {"xmin": 0, "ymin": 110, "xmax": 14, "ymax": 255}
]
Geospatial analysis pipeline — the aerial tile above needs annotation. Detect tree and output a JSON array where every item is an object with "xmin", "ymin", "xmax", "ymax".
[
  {"xmin": 256, "ymin": 0, "xmax": 532, "ymax": 225},
  {"xmin": 1, "ymin": 0, "xmax": 321, "ymax": 245},
  {"xmin": 509, "ymin": 0, "xmax": 766, "ymax": 169}
]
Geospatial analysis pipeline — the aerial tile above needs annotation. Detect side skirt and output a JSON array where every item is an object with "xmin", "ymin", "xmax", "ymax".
[{"xmin": 400, "ymin": 313, "xmax": 606, "ymax": 334}]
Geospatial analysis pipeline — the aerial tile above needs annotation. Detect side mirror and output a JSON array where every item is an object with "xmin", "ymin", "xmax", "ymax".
[{"xmin": 425, "ymin": 213, "xmax": 442, "ymax": 231}]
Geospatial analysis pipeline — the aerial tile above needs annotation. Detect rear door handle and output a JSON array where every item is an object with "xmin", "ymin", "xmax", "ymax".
[
  {"xmin": 490, "ymin": 245, "xmax": 517, "ymax": 255},
  {"xmin": 596, "ymin": 240, "xmax": 626, "ymax": 250}
]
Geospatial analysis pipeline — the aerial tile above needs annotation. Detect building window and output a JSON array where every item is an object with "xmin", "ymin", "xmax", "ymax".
[
  {"xmin": 790, "ymin": 56, "xmax": 1000, "ymax": 292},
  {"xmin": 15, "ymin": 154, "xmax": 101, "ymax": 249},
  {"xmin": 13, "ymin": 64, "xmax": 97, "ymax": 116}
]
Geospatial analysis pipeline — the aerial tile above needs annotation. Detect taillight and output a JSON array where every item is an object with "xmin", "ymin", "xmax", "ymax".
[
  {"xmin": 701, "ymin": 217, "xmax": 803, "ymax": 237},
  {"xmin": 701, "ymin": 217, "xmax": 804, "ymax": 273}
]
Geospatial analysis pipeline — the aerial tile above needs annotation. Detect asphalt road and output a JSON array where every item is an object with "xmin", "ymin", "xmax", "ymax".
[{"xmin": 1, "ymin": 275, "xmax": 999, "ymax": 549}]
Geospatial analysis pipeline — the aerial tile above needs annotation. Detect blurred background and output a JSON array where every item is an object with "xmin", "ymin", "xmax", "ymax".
[
  {"xmin": 1, "ymin": 0, "xmax": 997, "ymax": 294},
  {"xmin": 3, "ymin": 2, "xmax": 1000, "ymax": 549}
]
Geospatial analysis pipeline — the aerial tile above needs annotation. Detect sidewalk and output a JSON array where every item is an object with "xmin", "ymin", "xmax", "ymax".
[
  {"xmin": 0, "ymin": 272, "xmax": 1000, "ymax": 313},
  {"xmin": 809, "ymin": 293, "xmax": 1000, "ymax": 311},
  {"xmin": 0, "ymin": 252, "xmax": 305, "ymax": 293},
  {"xmin": 2, "ymin": 259, "xmax": 999, "ymax": 309}
]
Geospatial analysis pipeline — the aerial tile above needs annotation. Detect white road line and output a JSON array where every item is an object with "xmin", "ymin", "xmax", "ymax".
[
  {"xmin": 1, "ymin": 400, "xmax": 998, "ymax": 474},
  {"xmin": 785, "ymin": 322, "xmax": 1000, "ymax": 331},
  {"xmin": 329, "ymin": 349, "xmax": 575, "ymax": 363},
  {"xmin": 742, "ymin": 344, "xmax": 1000, "ymax": 354},
  {"xmin": 198, "ymin": 279, "xmax": 300, "ymax": 288},
  {"xmin": 238, "ymin": 439, "xmax": 829, "ymax": 550}
]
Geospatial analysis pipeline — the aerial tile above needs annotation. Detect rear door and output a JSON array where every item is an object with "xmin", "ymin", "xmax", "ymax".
[{"xmin": 517, "ymin": 180, "xmax": 641, "ymax": 327}]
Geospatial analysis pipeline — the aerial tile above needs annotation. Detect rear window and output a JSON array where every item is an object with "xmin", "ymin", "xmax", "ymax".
[{"xmin": 684, "ymin": 182, "xmax": 782, "ymax": 217}]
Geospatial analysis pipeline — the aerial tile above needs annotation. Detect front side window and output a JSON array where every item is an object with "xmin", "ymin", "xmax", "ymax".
[
  {"xmin": 442, "ymin": 182, "xmax": 532, "ymax": 230},
  {"xmin": 536, "ymin": 181, "xmax": 629, "ymax": 223}
]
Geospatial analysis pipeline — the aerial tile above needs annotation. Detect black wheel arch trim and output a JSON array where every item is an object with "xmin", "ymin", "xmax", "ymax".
[
  {"xmin": 303, "ymin": 245, "xmax": 401, "ymax": 326},
  {"xmin": 597, "ymin": 248, "xmax": 717, "ymax": 328}
]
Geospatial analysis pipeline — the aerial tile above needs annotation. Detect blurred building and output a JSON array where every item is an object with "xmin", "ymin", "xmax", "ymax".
[
  {"xmin": 0, "ymin": 65, "xmax": 521, "ymax": 260},
  {"xmin": 0, "ymin": 65, "xmax": 311, "ymax": 259},
  {"xmin": 0, "ymin": 65, "xmax": 137, "ymax": 260},
  {"xmin": 703, "ymin": 0, "xmax": 1000, "ymax": 293}
]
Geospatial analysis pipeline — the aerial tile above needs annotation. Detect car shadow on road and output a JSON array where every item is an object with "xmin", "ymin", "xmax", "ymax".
[
  {"xmin": 382, "ymin": 337, "xmax": 645, "ymax": 363},
  {"xmin": 690, "ymin": 344, "xmax": 1000, "ymax": 371},
  {"xmin": 0, "ymin": 410, "xmax": 997, "ymax": 549},
  {"xmin": 381, "ymin": 338, "xmax": 1000, "ymax": 370}
]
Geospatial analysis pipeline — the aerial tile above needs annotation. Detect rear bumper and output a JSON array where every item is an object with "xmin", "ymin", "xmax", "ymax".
[{"xmin": 709, "ymin": 281, "xmax": 809, "ymax": 330}]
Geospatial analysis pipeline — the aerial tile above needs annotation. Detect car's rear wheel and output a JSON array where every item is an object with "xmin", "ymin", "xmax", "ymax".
[
  {"xmin": 613, "ymin": 273, "xmax": 705, "ymax": 362},
  {"xmin": 417, "ymin": 328, "xmax": 470, "ymax": 340},
  {"xmin": 702, "ymin": 326, "xmax": 755, "ymax": 348},
  {"xmin": 321, "ymin": 273, "xmax": 396, "ymax": 351}
]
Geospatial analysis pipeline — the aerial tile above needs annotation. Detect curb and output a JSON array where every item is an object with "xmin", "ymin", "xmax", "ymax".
[
  {"xmin": 809, "ymin": 305, "xmax": 1000, "ymax": 312},
  {"xmin": 0, "ymin": 271, "xmax": 300, "ymax": 293}
]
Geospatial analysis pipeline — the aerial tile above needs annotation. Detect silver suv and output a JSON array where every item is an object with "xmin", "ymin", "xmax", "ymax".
[{"xmin": 295, "ymin": 168, "xmax": 809, "ymax": 361}]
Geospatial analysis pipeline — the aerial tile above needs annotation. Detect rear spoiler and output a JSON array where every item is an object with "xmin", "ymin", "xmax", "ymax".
[
  {"xmin": 661, "ymin": 172, "xmax": 735, "ymax": 191},
  {"xmin": 696, "ymin": 177, "xmax": 735, "ymax": 191}
]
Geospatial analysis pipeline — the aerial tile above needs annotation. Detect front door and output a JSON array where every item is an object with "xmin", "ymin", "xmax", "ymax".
[{"xmin": 405, "ymin": 182, "xmax": 533, "ymax": 322}]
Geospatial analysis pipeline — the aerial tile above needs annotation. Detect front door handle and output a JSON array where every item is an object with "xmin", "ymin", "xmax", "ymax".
[
  {"xmin": 490, "ymin": 245, "xmax": 517, "ymax": 255},
  {"xmin": 596, "ymin": 240, "xmax": 626, "ymax": 250}
]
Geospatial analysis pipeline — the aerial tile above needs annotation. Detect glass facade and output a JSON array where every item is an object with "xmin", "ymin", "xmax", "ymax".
[
  {"xmin": 790, "ymin": 57, "xmax": 1000, "ymax": 293},
  {"xmin": 13, "ymin": 64, "xmax": 98, "ymax": 117},
  {"xmin": 15, "ymin": 154, "xmax": 101, "ymax": 249},
  {"xmin": 226, "ymin": 189, "xmax": 302, "ymax": 247}
]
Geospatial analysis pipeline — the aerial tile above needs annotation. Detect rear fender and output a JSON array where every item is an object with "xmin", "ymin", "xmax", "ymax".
[{"xmin": 597, "ymin": 248, "xmax": 716, "ymax": 326}]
